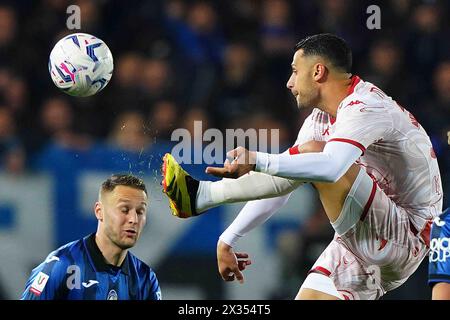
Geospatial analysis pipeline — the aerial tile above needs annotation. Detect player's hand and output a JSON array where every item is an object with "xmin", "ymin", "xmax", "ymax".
[
  {"xmin": 206, "ymin": 147, "xmax": 256, "ymax": 179},
  {"xmin": 217, "ymin": 240, "xmax": 252, "ymax": 284}
]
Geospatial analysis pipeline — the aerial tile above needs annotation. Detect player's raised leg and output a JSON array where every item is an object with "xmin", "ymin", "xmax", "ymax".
[
  {"xmin": 161, "ymin": 153, "xmax": 303, "ymax": 218},
  {"xmin": 161, "ymin": 139, "xmax": 359, "ymax": 221}
]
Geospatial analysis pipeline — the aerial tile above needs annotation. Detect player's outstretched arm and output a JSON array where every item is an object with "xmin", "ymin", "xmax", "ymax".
[
  {"xmin": 163, "ymin": 110, "xmax": 319, "ymax": 217},
  {"xmin": 207, "ymin": 141, "xmax": 361, "ymax": 183},
  {"xmin": 197, "ymin": 141, "xmax": 330, "ymax": 213}
]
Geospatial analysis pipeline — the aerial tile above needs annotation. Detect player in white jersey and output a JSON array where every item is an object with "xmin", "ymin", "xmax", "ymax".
[{"xmin": 162, "ymin": 34, "xmax": 443, "ymax": 299}]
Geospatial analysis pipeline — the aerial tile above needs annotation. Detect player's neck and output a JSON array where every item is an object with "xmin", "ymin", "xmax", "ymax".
[
  {"xmin": 319, "ymin": 75, "xmax": 352, "ymax": 117},
  {"xmin": 95, "ymin": 233, "xmax": 127, "ymax": 267}
]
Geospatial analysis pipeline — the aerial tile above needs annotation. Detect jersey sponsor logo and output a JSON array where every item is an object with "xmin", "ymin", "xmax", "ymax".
[
  {"xmin": 429, "ymin": 237, "xmax": 450, "ymax": 262},
  {"xmin": 82, "ymin": 280, "xmax": 99, "ymax": 288},
  {"xmin": 30, "ymin": 272, "xmax": 49, "ymax": 296},
  {"xmin": 107, "ymin": 289, "xmax": 118, "ymax": 300},
  {"xmin": 322, "ymin": 125, "xmax": 330, "ymax": 136}
]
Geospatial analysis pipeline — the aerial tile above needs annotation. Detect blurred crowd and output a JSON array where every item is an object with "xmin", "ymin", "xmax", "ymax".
[
  {"xmin": 0, "ymin": 0, "xmax": 449, "ymax": 179},
  {"xmin": 0, "ymin": 0, "xmax": 449, "ymax": 299}
]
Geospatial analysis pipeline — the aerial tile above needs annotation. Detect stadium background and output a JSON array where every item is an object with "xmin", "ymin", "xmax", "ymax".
[{"xmin": 0, "ymin": 0, "xmax": 449, "ymax": 299}]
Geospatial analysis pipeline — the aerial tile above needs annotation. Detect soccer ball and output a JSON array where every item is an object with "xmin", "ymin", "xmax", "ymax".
[{"xmin": 48, "ymin": 33, "xmax": 113, "ymax": 97}]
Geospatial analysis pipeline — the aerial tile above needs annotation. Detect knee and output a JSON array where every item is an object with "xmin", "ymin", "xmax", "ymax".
[{"xmin": 297, "ymin": 140, "xmax": 326, "ymax": 153}]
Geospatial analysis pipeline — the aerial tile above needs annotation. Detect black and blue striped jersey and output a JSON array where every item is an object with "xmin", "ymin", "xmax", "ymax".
[
  {"xmin": 429, "ymin": 208, "xmax": 450, "ymax": 287},
  {"xmin": 21, "ymin": 233, "xmax": 161, "ymax": 300}
]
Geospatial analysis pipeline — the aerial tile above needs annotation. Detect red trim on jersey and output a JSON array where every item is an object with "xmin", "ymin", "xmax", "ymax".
[
  {"xmin": 378, "ymin": 238, "xmax": 388, "ymax": 251},
  {"xmin": 420, "ymin": 220, "xmax": 432, "ymax": 247},
  {"xmin": 430, "ymin": 147, "xmax": 437, "ymax": 159},
  {"xmin": 327, "ymin": 138, "xmax": 365, "ymax": 155},
  {"xmin": 347, "ymin": 75, "xmax": 361, "ymax": 95},
  {"xmin": 288, "ymin": 145, "xmax": 300, "ymax": 155},
  {"xmin": 308, "ymin": 266, "xmax": 332, "ymax": 277},
  {"xmin": 410, "ymin": 220, "xmax": 432, "ymax": 247},
  {"xmin": 360, "ymin": 180, "xmax": 377, "ymax": 221},
  {"xmin": 330, "ymin": 116, "xmax": 336, "ymax": 125},
  {"xmin": 338, "ymin": 289, "xmax": 355, "ymax": 300},
  {"xmin": 30, "ymin": 287, "xmax": 42, "ymax": 296}
]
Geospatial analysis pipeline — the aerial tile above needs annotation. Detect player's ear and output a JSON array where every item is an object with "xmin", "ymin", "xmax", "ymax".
[
  {"xmin": 313, "ymin": 63, "xmax": 327, "ymax": 81},
  {"xmin": 94, "ymin": 202, "xmax": 103, "ymax": 221}
]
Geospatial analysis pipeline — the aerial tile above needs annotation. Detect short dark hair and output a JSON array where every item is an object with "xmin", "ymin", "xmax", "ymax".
[
  {"xmin": 295, "ymin": 33, "xmax": 352, "ymax": 73},
  {"xmin": 101, "ymin": 174, "xmax": 147, "ymax": 196}
]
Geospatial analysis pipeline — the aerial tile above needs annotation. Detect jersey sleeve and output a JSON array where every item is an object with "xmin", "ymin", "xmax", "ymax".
[
  {"xmin": 329, "ymin": 100, "xmax": 393, "ymax": 153},
  {"xmin": 145, "ymin": 269, "xmax": 162, "ymax": 300},
  {"xmin": 21, "ymin": 254, "xmax": 68, "ymax": 300},
  {"xmin": 428, "ymin": 209, "xmax": 450, "ymax": 287}
]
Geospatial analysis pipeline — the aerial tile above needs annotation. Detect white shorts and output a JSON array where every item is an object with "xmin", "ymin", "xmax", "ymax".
[{"xmin": 307, "ymin": 168, "xmax": 432, "ymax": 300}]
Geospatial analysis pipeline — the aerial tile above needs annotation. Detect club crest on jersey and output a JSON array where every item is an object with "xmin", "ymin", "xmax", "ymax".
[
  {"xmin": 107, "ymin": 289, "xmax": 118, "ymax": 300},
  {"xmin": 30, "ymin": 272, "xmax": 50, "ymax": 296}
]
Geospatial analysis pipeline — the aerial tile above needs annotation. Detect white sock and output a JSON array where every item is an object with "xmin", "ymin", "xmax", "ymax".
[
  {"xmin": 195, "ymin": 172, "xmax": 303, "ymax": 213},
  {"xmin": 196, "ymin": 181, "xmax": 216, "ymax": 213}
]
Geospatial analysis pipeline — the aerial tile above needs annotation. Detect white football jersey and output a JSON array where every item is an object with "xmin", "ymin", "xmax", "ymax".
[{"xmin": 295, "ymin": 76, "xmax": 443, "ymax": 231}]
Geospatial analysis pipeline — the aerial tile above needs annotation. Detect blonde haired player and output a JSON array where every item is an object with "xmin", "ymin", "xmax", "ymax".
[{"xmin": 162, "ymin": 34, "xmax": 443, "ymax": 300}]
